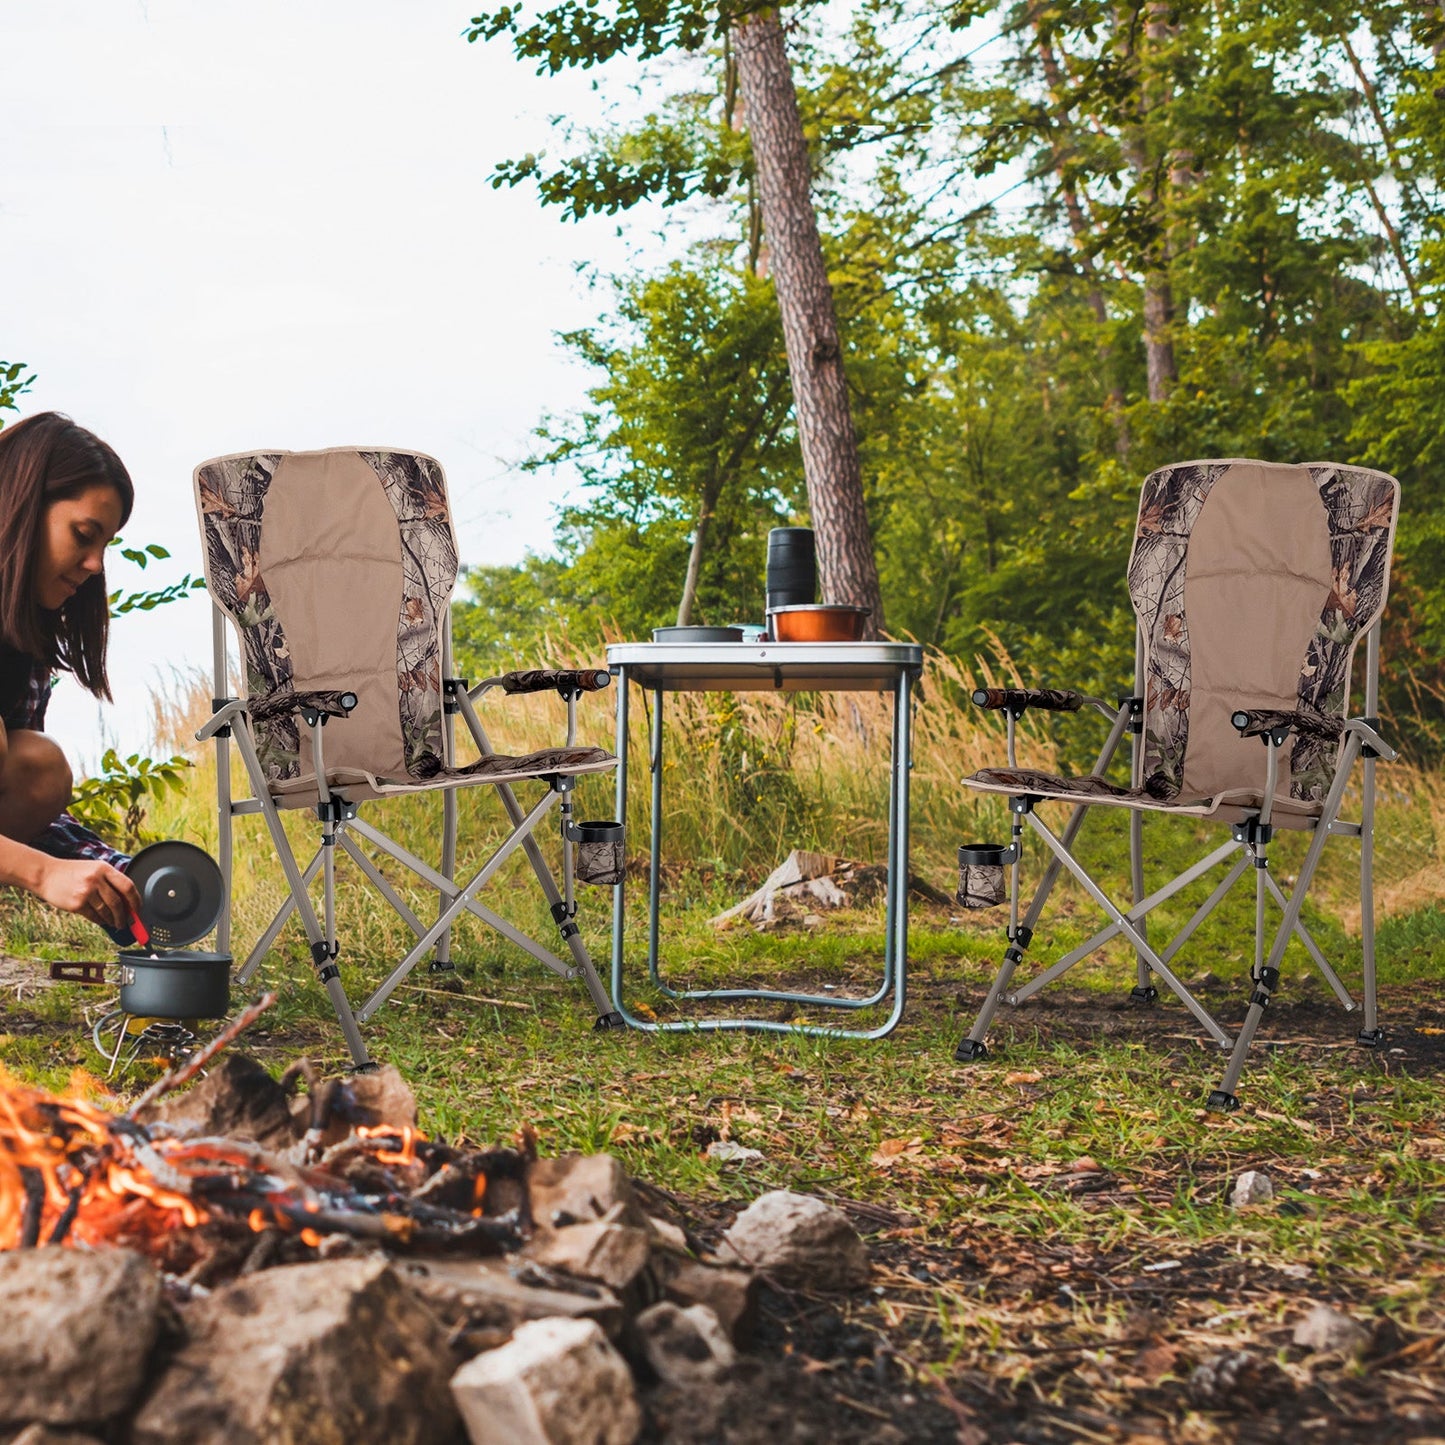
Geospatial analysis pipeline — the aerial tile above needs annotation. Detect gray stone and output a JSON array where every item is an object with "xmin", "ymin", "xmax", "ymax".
[
  {"xmin": 397, "ymin": 1256, "xmax": 623, "ymax": 1342},
  {"xmin": 718, "ymin": 1190, "xmax": 869, "ymax": 1290},
  {"xmin": 1229, "ymin": 1170, "xmax": 1274, "ymax": 1208},
  {"xmin": 634, "ymin": 1301, "xmax": 736, "ymax": 1385},
  {"xmin": 656, "ymin": 1258, "xmax": 759, "ymax": 1346},
  {"xmin": 527, "ymin": 1222, "xmax": 652, "ymax": 1293},
  {"xmin": 1292, "ymin": 1302, "xmax": 1370, "ymax": 1357},
  {"xmin": 130, "ymin": 1256, "xmax": 459, "ymax": 1445},
  {"xmin": 450, "ymin": 1316, "xmax": 640, "ymax": 1445},
  {"xmin": 527, "ymin": 1153, "xmax": 647, "ymax": 1232},
  {"xmin": 0, "ymin": 1246, "xmax": 161, "ymax": 1426}
]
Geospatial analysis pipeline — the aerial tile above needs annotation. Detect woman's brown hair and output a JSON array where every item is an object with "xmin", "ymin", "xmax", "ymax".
[{"xmin": 0, "ymin": 412, "xmax": 134, "ymax": 699}]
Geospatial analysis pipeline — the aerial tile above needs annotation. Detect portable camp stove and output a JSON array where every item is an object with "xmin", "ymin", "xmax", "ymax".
[{"xmin": 51, "ymin": 840, "xmax": 231, "ymax": 1076}]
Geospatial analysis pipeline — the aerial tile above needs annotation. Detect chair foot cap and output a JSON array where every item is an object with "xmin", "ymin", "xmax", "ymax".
[
  {"xmin": 1129, "ymin": 985, "xmax": 1160, "ymax": 1006},
  {"xmin": 954, "ymin": 1038, "xmax": 989, "ymax": 1063},
  {"xmin": 351, "ymin": 1061, "xmax": 382, "ymax": 1076},
  {"xmin": 1356, "ymin": 1027, "xmax": 1386, "ymax": 1049},
  {"xmin": 1205, "ymin": 1089, "xmax": 1240, "ymax": 1113},
  {"xmin": 428, "ymin": 958, "xmax": 457, "ymax": 974},
  {"xmin": 593, "ymin": 1011, "xmax": 627, "ymax": 1032}
]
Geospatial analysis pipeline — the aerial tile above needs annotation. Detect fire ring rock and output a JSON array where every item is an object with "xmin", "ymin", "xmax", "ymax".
[
  {"xmin": 129, "ymin": 1256, "xmax": 460, "ymax": 1445},
  {"xmin": 718, "ymin": 1190, "xmax": 869, "ymax": 1291},
  {"xmin": 0, "ymin": 1246, "xmax": 162, "ymax": 1427}
]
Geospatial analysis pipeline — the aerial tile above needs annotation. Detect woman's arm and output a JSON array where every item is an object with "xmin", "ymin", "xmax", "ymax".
[{"xmin": 0, "ymin": 832, "xmax": 139, "ymax": 931}]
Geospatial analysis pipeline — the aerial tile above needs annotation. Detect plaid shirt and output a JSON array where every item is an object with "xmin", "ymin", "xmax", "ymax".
[{"xmin": 6, "ymin": 656, "xmax": 131, "ymax": 873}]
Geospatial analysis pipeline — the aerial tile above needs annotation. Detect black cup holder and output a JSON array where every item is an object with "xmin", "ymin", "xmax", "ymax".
[
  {"xmin": 568, "ymin": 820, "xmax": 627, "ymax": 886},
  {"xmin": 956, "ymin": 842, "xmax": 1015, "ymax": 909}
]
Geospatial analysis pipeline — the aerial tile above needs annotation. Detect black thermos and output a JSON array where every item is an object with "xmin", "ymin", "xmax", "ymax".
[{"xmin": 766, "ymin": 527, "xmax": 817, "ymax": 612}]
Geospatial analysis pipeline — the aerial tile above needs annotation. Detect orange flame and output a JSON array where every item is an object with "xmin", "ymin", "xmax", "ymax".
[{"xmin": 356, "ymin": 1124, "xmax": 420, "ymax": 1168}]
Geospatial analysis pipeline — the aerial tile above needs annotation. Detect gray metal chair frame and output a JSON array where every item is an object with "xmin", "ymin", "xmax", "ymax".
[{"xmin": 953, "ymin": 459, "xmax": 1400, "ymax": 1108}]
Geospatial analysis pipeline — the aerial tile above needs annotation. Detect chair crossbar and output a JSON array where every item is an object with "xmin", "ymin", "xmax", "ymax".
[
  {"xmin": 1009, "ymin": 838, "xmax": 1244, "ymax": 1005},
  {"xmin": 1026, "ymin": 813, "xmax": 1236, "ymax": 1046}
]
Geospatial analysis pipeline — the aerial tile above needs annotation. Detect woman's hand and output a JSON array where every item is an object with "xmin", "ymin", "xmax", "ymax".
[{"xmin": 35, "ymin": 858, "xmax": 143, "ymax": 932}]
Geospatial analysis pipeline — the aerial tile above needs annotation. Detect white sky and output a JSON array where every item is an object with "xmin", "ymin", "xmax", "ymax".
[{"xmin": 1, "ymin": 0, "xmax": 642, "ymax": 770}]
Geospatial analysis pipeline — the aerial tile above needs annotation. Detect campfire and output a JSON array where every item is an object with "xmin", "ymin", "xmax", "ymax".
[
  {"xmin": 0, "ymin": 1007, "xmax": 874, "ymax": 1445},
  {"xmin": 0, "ymin": 995, "xmax": 526, "ymax": 1265}
]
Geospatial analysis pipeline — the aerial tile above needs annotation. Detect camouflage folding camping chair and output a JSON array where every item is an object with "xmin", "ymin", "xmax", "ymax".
[
  {"xmin": 952, "ymin": 459, "xmax": 1400, "ymax": 1108},
  {"xmin": 193, "ymin": 447, "xmax": 625, "ymax": 1069}
]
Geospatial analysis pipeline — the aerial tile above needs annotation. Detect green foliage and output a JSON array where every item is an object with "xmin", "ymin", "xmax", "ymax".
[
  {"xmin": 105, "ymin": 538, "xmax": 207, "ymax": 617},
  {"xmin": 463, "ymin": 0, "xmax": 1445, "ymax": 751},
  {"xmin": 66, "ymin": 748, "xmax": 193, "ymax": 854},
  {"xmin": 0, "ymin": 360, "xmax": 35, "ymax": 421}
]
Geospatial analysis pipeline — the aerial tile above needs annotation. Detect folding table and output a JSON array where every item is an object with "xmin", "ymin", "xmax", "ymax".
[{"xmin": 605, "ymin": 641, "xmax": 924, "ymax": 1037}]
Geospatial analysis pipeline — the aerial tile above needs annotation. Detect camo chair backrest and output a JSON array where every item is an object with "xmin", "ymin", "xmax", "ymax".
[
  {"xmin": 194, "ymin": 448, "xmax": 459, "ymax": 789},
  {"xmin": 1125, "ymin": 459, "xmax": 1398, "ymax": 806}
]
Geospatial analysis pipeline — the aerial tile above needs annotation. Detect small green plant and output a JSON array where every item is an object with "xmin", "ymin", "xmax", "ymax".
[{"xmin": 67, "ymin": 749, "xmax": 194, "ymax": 853}]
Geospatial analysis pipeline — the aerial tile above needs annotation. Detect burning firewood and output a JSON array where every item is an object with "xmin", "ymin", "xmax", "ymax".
[{"xmin": 0, "ymin": 1070, "xmax": 530, "ymax": 1261}]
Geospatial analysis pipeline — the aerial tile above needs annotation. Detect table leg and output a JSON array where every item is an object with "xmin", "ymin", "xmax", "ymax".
[{"xmin": 610, "ymin": 669, "xmax": 629, "ymax": 1008}]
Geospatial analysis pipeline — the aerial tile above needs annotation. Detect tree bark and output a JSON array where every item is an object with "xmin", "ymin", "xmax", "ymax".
[{"xmin": 731, "ymin": 9, "xmax": 884, "ymax": 635}]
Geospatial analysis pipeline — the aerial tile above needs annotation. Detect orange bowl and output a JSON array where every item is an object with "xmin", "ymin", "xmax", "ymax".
[{"xmin": 768, "ymin": 604, "xmax": 869, "ymax": 642}]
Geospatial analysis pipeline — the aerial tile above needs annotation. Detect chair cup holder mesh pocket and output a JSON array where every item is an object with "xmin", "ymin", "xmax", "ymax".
[
  {"xmin": 957, "ymin": 844, "xmax": 1009, "ymax": 909},
  {"xmin": 574, "ymin": 821, "xmax": 626, "ymax": 886}
]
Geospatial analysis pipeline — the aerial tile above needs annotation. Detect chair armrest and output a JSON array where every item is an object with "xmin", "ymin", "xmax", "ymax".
[
  {"xmin": 496, "ymin": 668, "xmax": 611, "ymax": 698},
  {"xmin": 972, "ymin": 687, "xmax": 1084, "ymax": 715},
  {"xmin": 249, "ymin": 688, "xmax": 359, "ymax": 725},
  {"xmin": 1230, "ymin": 707, "xmax": 1343, "ymax": 746}
]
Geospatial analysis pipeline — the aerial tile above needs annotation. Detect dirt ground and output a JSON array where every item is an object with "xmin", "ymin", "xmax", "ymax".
[{"xmin": 637, "ymin": 985, "xmax": 1445, "ymax": 1445}]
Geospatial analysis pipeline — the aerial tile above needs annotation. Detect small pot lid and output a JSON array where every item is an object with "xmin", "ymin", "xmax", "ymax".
[{"xmin": 126, "ymin": 841, "xmax": 225, "ymax": 949}]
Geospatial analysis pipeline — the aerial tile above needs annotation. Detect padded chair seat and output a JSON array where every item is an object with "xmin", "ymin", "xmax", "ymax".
[{"xmin": 964, "ymin": 765, "xmax": 1327, "ymax": 824}]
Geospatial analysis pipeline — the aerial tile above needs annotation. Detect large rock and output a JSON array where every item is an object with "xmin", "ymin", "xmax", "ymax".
[
  {"xmin": 0, "ymin": 1246, "xmax": 161, "ymax": 1426},
  {"xmin": 450, "ymin": 1316, "xmax": 640, "ymax": 1445},
  {"xmin": 396, "ymin": 1256, "xmax": 624, "ymax": 1344},
  {"xmin": 527, "ymin": 1154, "xmax": 646, "ymax": 1232},
  {"xmin": 527, "ymin": 1222, "xmax": 652, "ymax": 1293},
  {"xmin": 718, "ymin": 1191, "xmax": 869, "ymax": 1290},
  {"xmin": 655, "ymin": 1258, "xmax": 759, "ymax": 1346},
  {"xmin": 130, "ymin": 1256, "xmax": 459, "ymax": 1445},
  {"xmin": 634, "ymin": 1302, "xmax": 736, "ymax": 1385},
  {"xmin": 137, "ymin": 1054, "xmax": 297, "ymax": 1150}
]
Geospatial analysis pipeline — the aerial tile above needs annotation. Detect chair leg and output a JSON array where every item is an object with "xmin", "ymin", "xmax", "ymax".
[
  {"xmin": 432, "ymin": 787, "xmax": 459, "ymax": 975},
  {"xmin": 1129, "ymin": 810, "xmax": 1156, "ymax": 1003},
  {"xmin": 495, "ymin": 777, "xmax": 622, "ymax": 1027},
  {"xmin": 230, "ymin": 721, "xmax": 374, "ymax": 1070},
  {"xmin": 1208, "ymin": 735, "xmax": 1364, "ymax": 1107},
  {"xmin": 1357, "ymin": 752, "xmax": 1384, "ymax": 1047}
]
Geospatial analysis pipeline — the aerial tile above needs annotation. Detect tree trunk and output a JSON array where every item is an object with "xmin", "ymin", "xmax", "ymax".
[
  {"xmin": 731, "ymin": 9, "xmax": 884, "ymax": 635},
  {"xmin": 676, "ymin": 503, "xmax": 714, "ymax": 627}
]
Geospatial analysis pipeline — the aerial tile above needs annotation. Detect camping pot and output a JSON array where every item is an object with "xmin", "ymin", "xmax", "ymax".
[
  {"xmin": 49, "ymin": 840, "xmax": 232, "ymax": 1021},
  {"xmin": 765, "ymin": 528, "xmax": 817, "ymax": 613},
  {"xmin": 118, "ymin": 950, "xmax": 232, "ymax": 1019}
]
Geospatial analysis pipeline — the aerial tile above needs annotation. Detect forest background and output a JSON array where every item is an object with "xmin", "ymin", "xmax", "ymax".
[{"xmin": 450, "ymin": 0, "xmax": 1445, "ymax": 758}]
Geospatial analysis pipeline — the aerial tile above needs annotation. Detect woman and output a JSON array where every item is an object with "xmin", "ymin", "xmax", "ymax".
[{"xmin": 0, "ymin": 412, "xmax": 143, "ymax": 934}]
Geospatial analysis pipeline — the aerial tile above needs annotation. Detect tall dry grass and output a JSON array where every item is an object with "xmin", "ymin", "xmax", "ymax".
[{"xmin": 9, "ymin": 643, "xmax": 1435, "ymax": 984}]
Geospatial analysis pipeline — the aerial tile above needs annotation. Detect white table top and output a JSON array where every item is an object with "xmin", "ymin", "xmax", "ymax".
[{"xmin": 605, "ymin": 641, "xmax": 923, "ymax": 691}]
